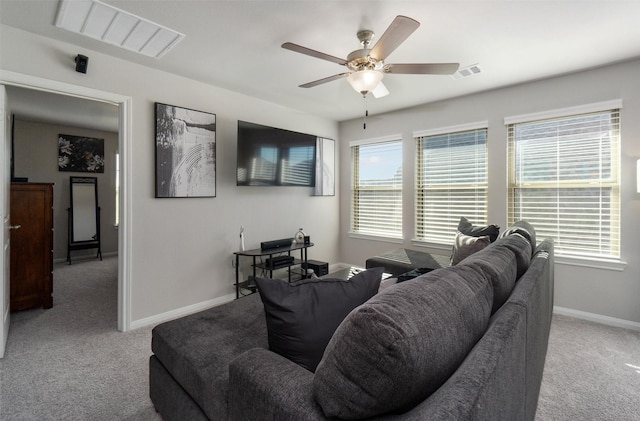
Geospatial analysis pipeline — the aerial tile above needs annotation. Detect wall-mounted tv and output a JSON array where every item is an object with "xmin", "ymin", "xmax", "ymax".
[{"xmin": 237, "ymin": 121, "xmax": 317, "ymax": 187}]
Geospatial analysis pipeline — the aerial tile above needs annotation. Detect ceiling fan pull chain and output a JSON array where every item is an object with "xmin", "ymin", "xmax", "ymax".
[{"xmin": 363, "ymin": 94, "xmax": 368, "ymax": 130}]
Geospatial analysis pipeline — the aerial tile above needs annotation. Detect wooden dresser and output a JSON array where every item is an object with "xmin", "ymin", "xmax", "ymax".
[{"xmin": 10, "ymin": 182, "xmax": 54, "ymax": 311}]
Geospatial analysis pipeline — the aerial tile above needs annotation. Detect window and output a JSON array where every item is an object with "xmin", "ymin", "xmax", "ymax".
[
  {"xmin": 350, "ymin": 137, "xmax": 402, "ymax": 239},
  {"xmin": 415, "ymin": 124, "xmax": 488, "ymax": 244},
  {"xmin": 506, "ymin": 103, "xmax": 620, "ymax": 259}
]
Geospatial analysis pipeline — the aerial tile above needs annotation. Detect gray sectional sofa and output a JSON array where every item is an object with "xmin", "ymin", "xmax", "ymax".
[{"xmin": 149, "ymin": 221, "xmax": 554, "ymax": 420}]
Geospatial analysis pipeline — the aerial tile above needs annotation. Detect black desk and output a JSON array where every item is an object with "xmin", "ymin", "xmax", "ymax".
[
  {"xmin": 233, "ymin": 242, "xmax": 313, "ymax": 298},
  {"xmin": 365, "ymin": 248, "xmax": 450, "ymax": 276}
]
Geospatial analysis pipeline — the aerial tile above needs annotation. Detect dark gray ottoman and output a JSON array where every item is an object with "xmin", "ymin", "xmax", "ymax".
[
  {"xmin": 150, "ymin": 293, "xmax": 267, "ymax": 420},
  {"xmin": 365, "ymin": 248, "xmax": 450, "ymax": 276}
]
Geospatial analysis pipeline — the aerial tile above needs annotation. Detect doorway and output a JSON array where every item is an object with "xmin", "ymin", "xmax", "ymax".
[{"xmin": 0, "ymin": 71, "xmax": 132, "ymax": 335}]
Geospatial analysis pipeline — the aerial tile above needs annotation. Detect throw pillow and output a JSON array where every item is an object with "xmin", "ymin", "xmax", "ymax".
[
  {"xmin": 313, "ymin": 265, "xmax": 493, "ymax": 419},
  {"xmin": 451, "ymin": 231, "xmax": 491, "ymax": 265},
  {"xmin": 255, "ymin": 267, "xmax": 384, "ymax": 372},
  {"xmin": 458, "ymin": 216, "xmax": 500, "ymax": 242}
]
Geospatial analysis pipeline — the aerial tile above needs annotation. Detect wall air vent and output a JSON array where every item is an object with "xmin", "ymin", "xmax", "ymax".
[
  {"xmin": 451, "ymin": 64, "xmax": 482, "ymax": 80},
  {"xmin": 55, "ymin": 0, "xmax": 184, "ymax": 59}
]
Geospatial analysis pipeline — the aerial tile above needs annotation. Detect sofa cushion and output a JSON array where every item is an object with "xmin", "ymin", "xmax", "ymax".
[
  {"xmin": 451, "ymin": 231, "xmax": 491, "ymax": 265},
  {"xmin": 313, "ymin": 265, "xmax": 493, "ymax": 419},
  {"xmin": 151, "ymin": 293, "xmax": 267, "ymax": 419},
  {"xmin": 458, "ymin": 216, "xmax": 500, "ymax": 242},
  {"xmin": 255, "ymin": 267, "xmax": 384, "ymax": 372},
  {"xmin": 500, "ymin": 220, "xmax": 536, "ymax": 254},
  {"xmin": 495, "ymin": 233, "xmax": 532, "ymax": 278},
  {"xmin": 457, "ymin": 240, "xmax": 519, "ymax": 314}
]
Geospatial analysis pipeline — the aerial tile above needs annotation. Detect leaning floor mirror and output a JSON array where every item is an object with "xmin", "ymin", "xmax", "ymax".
[{"xmin": 67, "ymin": 176, "xmax": 102, "ymax": 264}]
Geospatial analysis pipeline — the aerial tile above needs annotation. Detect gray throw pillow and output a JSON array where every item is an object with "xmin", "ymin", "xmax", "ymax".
[
  {"xmin": 458, "ymin": 216, "xmax": 500, "ymax": 242},
  {"xmin": 451, "ymin": 231, "xmax": 491, "ymax": 265},
  {"xmin": 313, "ymin": 265, "xmax": 493, "ymax": 418},
  {"xmin": 255, "ymin": 267, "xmax": 384, "ymax": 372}
]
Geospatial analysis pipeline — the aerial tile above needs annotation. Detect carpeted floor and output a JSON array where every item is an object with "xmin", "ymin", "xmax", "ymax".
[
  {"xmin": 0, "ymin": 257, "xmax": 160, "ymax": 420},
  {"xmin": 535, "ymin": 314, "xmax": 640, "ymax": 420},
  {"xmin": 1, "ymin": 256, "xmax": 639, "ymax": 420}
]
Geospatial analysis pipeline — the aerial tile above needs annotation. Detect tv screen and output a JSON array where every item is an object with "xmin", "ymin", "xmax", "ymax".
[{"xmin": 237, "ymin": 121, "xmax": 316, "ymax": 186}]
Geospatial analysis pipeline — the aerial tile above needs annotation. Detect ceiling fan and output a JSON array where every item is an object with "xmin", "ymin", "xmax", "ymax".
[{"xmin": 282, "ymin": 15, "xmax": 460, "ymax": 98}]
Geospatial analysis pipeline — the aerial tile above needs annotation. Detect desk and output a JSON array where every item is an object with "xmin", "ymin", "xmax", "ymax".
[
  {"xmin": 365, "ymin": 248, "xmax": 450, "ymax": 276},
  {"xmin": 234, "ymin": 242, "xmax": 313, "ymax": 298}
]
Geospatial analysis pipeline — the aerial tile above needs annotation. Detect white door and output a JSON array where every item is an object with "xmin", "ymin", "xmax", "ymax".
[{"xmin": 0, "ymin": 85, "xmax": 10, "ymax": 358}]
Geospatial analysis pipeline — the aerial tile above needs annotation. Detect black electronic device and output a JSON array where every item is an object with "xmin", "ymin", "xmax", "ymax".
[
  {"xmin": 75, "ymin": 54, "xmax": 88, "ymax": 73},
  {"xmin": 302, "ymin": 260, "xmax": 329, "ymax": 276},
  {"xmin": 237, "ymin": 120, "xmax": 317, "ymax": 187},
  {"xmin": 303, "ymin": 235, "xmax": 311, "ymax": 245},
  {"xmin": 265, "ymin": 255, "xmax": 295, "ymax": 269},
  {"xmin": 261, "ymin": 238, "xmax": 293, "ymax": 250}
]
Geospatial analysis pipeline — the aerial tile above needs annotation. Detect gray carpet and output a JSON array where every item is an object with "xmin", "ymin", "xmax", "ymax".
[
  {"xmin": 0, "ymin": 257, "xmax": 160, "ymax": 420},
  {"xmin": 536, "ymin": 314, "xmax": 640, "ymax": 420},
  {"xmin": 1, "ymin": 257, "xmax": 639, "ymax": 420}
]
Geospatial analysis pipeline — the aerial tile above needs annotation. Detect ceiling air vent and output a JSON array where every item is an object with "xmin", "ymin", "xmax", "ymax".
[
  {"xmin": 451, "ymin": 64, "xmax": 482, "ymax": 80},
  {"xmin": 55, "ymin": 0, "xmax": 184, "ymax": 59}
]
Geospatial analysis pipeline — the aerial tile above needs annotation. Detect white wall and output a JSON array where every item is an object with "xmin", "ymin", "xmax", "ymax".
[
  {"xmin": 339, "ymin": 58, "xmax": 640, "ymax": 325},
  {"xmin": 0, "ymin": 25, "xmax": 340, "ymax": 324}
]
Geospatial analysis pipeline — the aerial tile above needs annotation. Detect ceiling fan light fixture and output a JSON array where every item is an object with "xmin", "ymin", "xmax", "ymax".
[{"xmin": 347, "ymin": 70, "xmax": 383, "ymax": 96}]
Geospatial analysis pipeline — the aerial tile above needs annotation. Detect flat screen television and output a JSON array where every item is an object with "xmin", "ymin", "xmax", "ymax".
[{"xmin": 237, "ymin": 121, "xmax": 316, "ymax": 187}]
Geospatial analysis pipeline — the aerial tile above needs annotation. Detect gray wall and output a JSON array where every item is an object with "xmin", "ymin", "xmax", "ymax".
[
  {"xmin": 1, "ymin": 24, "xmax": 340, "ymax": 324},
  {"xmin": 12, "ymin": 118, "xmax": 119, "ymax": 261},
  {"xmin": 339, "ymin": 58, "xmax": 640, "ymax": 325}
]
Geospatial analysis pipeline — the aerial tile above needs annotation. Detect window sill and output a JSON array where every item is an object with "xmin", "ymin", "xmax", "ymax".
[
  {"xmin": 348, "ymin": 232, "xmax": 404, "ymax": 244},
  {"xmin": 410, "ymin": 239, "xmax": 452, "ymax": 253},
  {"xmin": 555, "ymin": 255, "xmax": 627, "ymax": 271}
]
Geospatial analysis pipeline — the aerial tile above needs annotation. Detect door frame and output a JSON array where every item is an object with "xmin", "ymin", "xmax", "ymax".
[{"xmin": 0, "ymin": 70, "xmax": 133, "ymax": 332}]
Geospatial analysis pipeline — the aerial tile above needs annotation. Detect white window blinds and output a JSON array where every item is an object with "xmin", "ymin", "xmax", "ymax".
[
  {"xmin": 415, "ymin": 127, "xmax": 488, "ymax": 244},
  {"xmin": 351, "ymin": 139, "xmax": 403, "ymax": 239},
  {"xmin": 507, "ymin": 108, "xmax": 620, "ymax": 259}
]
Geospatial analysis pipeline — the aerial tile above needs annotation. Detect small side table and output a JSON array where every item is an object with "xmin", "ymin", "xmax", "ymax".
[{"xmin": 233, "ymin": 242, "xmax": 314, "ymax": 298}]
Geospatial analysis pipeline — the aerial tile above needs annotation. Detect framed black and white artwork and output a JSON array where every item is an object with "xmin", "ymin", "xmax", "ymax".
[{"xmin": 155, "ymin": 103, "xmax": 216, "ymax": 198}]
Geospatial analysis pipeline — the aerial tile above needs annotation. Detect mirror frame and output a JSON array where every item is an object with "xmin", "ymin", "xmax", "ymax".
[{"xmin": 67, "ymin": 176, "xmax": 102, "ymax": 264}]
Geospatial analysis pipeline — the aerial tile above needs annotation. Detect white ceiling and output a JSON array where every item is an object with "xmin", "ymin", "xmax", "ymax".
[{"xmin": 3, "ymin": 0, "xmax": 640, "ymax": 130}]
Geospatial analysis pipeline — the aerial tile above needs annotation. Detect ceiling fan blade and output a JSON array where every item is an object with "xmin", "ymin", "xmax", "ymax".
[
  {"xmin": 384, "ymin": 63, "xmax": 460, "ymax": 75},
  {"xmin": 299, "ymin": 73, "xmax": 351, "ymax": 88},
  {"xmin": 369, "ymin": 15, "xmax": 420, "ymax": 60},
  {"xmin": 282, "ymin": 42, "xmax": 347, "ymax": 66},
  {"xmin": 372, "ymin": 81, "xmax": 389, "ymax": 98}
]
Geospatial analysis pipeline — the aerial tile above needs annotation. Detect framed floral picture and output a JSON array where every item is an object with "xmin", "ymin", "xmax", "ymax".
[{"xmin": 58, "ymin": 134, "xmax": 105, "ymax": 173}]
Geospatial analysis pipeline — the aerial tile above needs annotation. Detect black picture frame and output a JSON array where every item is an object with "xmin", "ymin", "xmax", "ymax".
[
  {"xmin": 155, "ymin": 102, "xmax": 217, "ymax": 198},
  {"xmin": 58, "ymin": 134, "xmax": 105, "ymax": 173}
]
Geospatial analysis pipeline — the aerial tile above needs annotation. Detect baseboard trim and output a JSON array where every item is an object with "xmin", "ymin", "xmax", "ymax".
[
  {"xmin": 553, "ymin": 306, "xmax": 640, "ymax": 332},
  {"xmin": 130, "ymin": 293, "xmax": 236, "ymax": 330}
]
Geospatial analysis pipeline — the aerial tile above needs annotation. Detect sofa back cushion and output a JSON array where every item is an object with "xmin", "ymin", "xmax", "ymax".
[
  {"xmin": 457, "ymin": 240, "xmax": 518, "ymax": 314},
  {"xmin": 496, "ymin": 233, "xmax": 533, "ymax": 278},
  {"xmin": 255, "ymin": 267, "xmax": 384, "ymax": 372},
  {"xmin": 500, "ymin": 220, "xmax": 536, "ymax": 254},
  {"xmin": 313, "ymin": 265, "xmax": 493, "ymax": 419}
]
